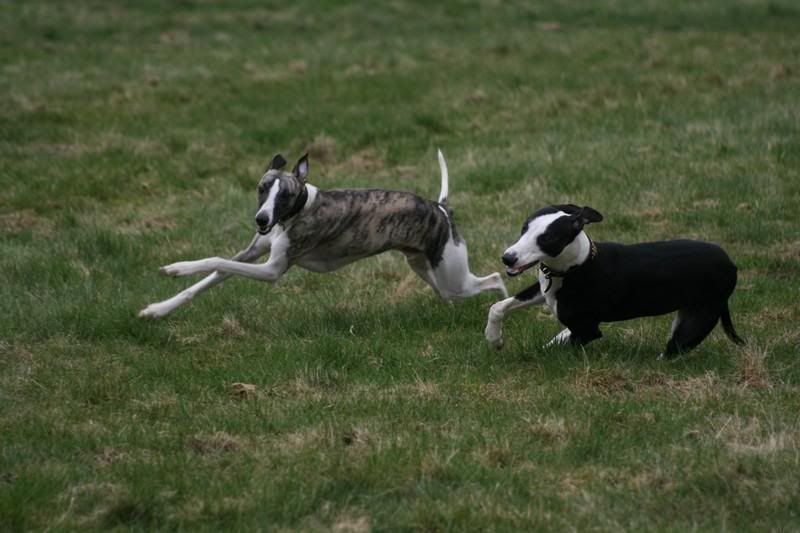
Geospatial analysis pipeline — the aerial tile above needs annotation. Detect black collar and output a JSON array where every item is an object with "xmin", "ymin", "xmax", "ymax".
[
  {"xmin": 540, "ymin": 239, "xmax": 598, "ymax": 293},
  {"xmin": 279, "ymin": 186, "xmax": 308, "ymax": 223}
]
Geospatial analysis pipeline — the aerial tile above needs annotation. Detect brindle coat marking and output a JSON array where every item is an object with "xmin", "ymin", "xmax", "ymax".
[{"xmin": 139, "ymin": 151, "xmax": 507, "ymax": 319}]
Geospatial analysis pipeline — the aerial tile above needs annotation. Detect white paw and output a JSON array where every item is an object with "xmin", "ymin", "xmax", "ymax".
[
  {"xmin": 160, "ymin": 261, "xmax": 199, "ymax": 277},
  {"xmin": 138, "ymin": 303, "xmax": 171, "ymax": 319},
  {"xmin": 484, "ymin": 322, "xmax": 504, "ymax": 351}
]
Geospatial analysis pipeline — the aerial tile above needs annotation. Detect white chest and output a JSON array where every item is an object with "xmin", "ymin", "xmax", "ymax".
[{"xmin": 538, "ymin": 269, "xmax": 563, "ymax": 318}]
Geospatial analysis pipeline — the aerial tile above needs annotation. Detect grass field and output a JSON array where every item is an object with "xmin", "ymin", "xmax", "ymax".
[{"xmin": 2, "ymin": 0, "xmax": 800, "ymax": 530}]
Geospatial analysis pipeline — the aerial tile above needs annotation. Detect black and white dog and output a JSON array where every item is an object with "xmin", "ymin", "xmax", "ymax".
[
  {"xmin": 139, "ymin": 151, "xmax": 507, "ymax": 319},
  {"xmin": 484, "ymin": 204, "xmax": 744, "ymax": 357}
]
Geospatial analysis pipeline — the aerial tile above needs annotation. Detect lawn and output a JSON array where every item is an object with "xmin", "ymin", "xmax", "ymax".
[{"xmin": 2, "ymin": 0, "xmax": 799, "ymax": 530}]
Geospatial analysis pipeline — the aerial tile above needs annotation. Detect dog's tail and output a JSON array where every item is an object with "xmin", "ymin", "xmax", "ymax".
[
  {"xmin": 720, "ymin": 302, "xmax": 745, "ymax": 346},
  {"xmin": 437, "ymin": 148, "xmax": 449, "ymax": 205}
]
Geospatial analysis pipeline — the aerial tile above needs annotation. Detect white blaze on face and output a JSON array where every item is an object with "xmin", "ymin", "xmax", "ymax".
[
  {"xmin": 256, "ymin": 179, "xmax": 281, "ymax": 225},
  {"xmin": 505, "ymin": 212, "xmax": 566, "ymax": 267}
]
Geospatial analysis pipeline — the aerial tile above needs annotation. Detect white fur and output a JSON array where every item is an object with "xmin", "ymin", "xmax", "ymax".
[
  {"xmin": 255, "ymin": 179, "xmax": 281, "ymax": 226},
  {"xmin": 484, "ymin": 290, "xmax": 546, "ymax": 350},
  {"xmin": 437, "ymin": 148, "xmax": 448, "ymax": 203},
  {"xmin": 545, "ymin": 328, "xmax": 572, "ymax": 347}
]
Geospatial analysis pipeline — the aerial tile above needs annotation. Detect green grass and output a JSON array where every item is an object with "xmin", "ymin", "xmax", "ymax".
[{"xmin": 2, "ymin": 0, "xmax": 800, "ymax": 530}]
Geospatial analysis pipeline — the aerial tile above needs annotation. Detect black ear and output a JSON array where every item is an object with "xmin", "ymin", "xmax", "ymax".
[
  {"xmin": 267, "ymin": 154, "xmax": 287, "ymax": 171},
  {"xmin": 292, "ymin": 153, "xmax": 309, "ymax": 182},
  {"xmin": 570, "ymin": 206, "xmax": 603, "ymax": 231},
  {"xmin": 580, "ymin": 206, "xmax": 603, "ymax": 224},
  {"xmin": 554, "ymin": 204, "xmax": 582, "ymax": 216}
]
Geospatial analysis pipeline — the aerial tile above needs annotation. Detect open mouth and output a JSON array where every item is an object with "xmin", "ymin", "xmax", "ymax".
[
  {"xmin": 506, "ymin": 261, "xmax": 538, "ymax": 277},
  {"xmin": 256, "ymin": 226, "xmax": 271, "ymax": 235}
]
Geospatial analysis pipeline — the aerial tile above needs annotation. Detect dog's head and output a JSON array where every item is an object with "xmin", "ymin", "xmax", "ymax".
[
  {"xmin": 254, "ymin": 153, "xmax": 309, "ymax": 234},
  {"xmin": 501, "ymin": 204, "xmax": 603, "ymax": 276}
]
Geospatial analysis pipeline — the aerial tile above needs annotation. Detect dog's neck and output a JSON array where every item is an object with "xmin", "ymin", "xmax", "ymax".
[{"xmin": 542, "ymin": 231, "xmax": 592, "ymax": 273}]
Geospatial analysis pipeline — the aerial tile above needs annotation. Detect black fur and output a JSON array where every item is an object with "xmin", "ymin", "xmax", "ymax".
[{"xmin": 550, "ymin": 239, "xmax": 744, "ymax": 356}]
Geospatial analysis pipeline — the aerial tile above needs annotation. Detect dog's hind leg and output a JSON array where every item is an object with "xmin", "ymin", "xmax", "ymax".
[
  {"xmin": 139, "ymin": 233, "xmax": 270, "ymax": 318},
  {"xmin": 661, "ymin": 306, "xmax": 720, "ymax": 358},
  {"xmin": 485, "ymin": 283, "xmax": 544, "ymax": 349},
  {"xmin": 404, "ymin": 253, "xmax": 442, "ymax": 297},
  {"xmin": 433, "ymin": 240, "xmax": 508, "ymax": 300},
  {"xmin": 545, "ymin": 328, "xmax": 572, "ymax": 347}
]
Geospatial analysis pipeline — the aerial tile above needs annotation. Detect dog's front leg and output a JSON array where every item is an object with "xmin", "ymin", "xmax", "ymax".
[
  {"xmin": 161, "ymin": 235, "xmax": 290, "ymax": 282},
  {"xmin": 484, "ymin": 282, "xmax": 545, "ymax": 350},
  {"xmin": 139, "ymin": 233, "xmax": 270, "ymax": 318}
]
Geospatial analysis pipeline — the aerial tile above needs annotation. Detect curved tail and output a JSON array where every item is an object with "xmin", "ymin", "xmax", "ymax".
[
  {"xmin": 721, "ymin": 302, "xmax": 745, "ymax": 346},
  {"xmin": 437, "ymin": 148, "xmax": 449, "ymax": 205}
]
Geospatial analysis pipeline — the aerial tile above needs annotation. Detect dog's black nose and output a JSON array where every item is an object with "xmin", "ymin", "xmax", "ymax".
[
  {"xmin": 501, "ymin": 252, "xmax": 517, "ymax": 267},
  {"xmin": 255, "ymin": 212, "xmax": 270, "ymax": 228}
]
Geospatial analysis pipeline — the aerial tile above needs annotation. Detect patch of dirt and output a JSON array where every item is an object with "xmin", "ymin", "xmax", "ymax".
[
  {"xmin": 571, "ymin": 368, "xmax": 723, "ymax": 401},
  {"xmin": 464, "ymin": 89, "xmax": 488, "ymax": 103},
  {"xmin": 333, "ymin": 513, "xmax": 372, "ymax": 533},
  {"xmin": 0, "ymin": 209, "xmax": 55, "ymax": 236},
  {"xmin": 288, "ymin": 60, "xmax": 308, "ymax": 75},
  {"xmin": 278, "ymin": 427, "xmax": 329, "ymax": 452},
  {"xmin": 659, "ymin": 372, "xmax": 721, "ymax": 401},
  {"xmin": 389, "ymin": 272, "xmax": 425, "ymax": 303},
  {"xmin": 735, "ymin": 343, "xmax": 771, "ymax": 389},
  {"xmin": 307, "ymin": 134, "xmax": 337, "ymax": 164},
  {"xmin": 692, "ymin": 198, "xmax": 720, "ymax": 209},
  {"xmin": 219, "ymin": 316, "xmax": 246, "ymax": 338},
  {"xmin": 341, "ymin": 426, "xmax": 371, "ymax": 448},
  {"xmin": 769, "ymin": 63, "xmax": 792, "ymax": 81},
  {"xmin": 772, "ymin": 240, "xmax": 800, "ymax": 261},
  {"xmin": 477, "ymin": 445, "xmax": 513, "ymax": 468},
  {"xmin": 229, "ymin": 382, "xmax": 257, "ymax": 400},
  {"xmin": 59, "ymin": 482, "xmax": 127, "ymax": 527},
  {"xmin": 391, "ymin": 380, "xmax": 440, "ymax": 400},
  {"xmin": 95, "ymin": 447, "xmax": 127, "ymax": 467},
  {"xmin": 751, "ymin": 303, "xmax": 800, "ymax": 328},
  {"xmin": 188, "ymin": 432, "xmax": 241, "ymax": 455},
  {"xmin": 338, "ymin": 149, "xmax": 385, "ymax": 174},
  {"xmin": 628, "ymin": 467, "xmax": 675, "ymax": 493},
  {"xmin": 524, "ymin": 415, "xmax": 570, "ymax": 446},
  {"xmin": 706, "ymin": 414, "xmax": 800, "ymax": 456},
  {"xmin": 538, "ymin": 21, "xmax": 562, "ymax": 31},
  {"xmin": 571, "ymin": 367, "xmax": 632, "ymax": 396}
]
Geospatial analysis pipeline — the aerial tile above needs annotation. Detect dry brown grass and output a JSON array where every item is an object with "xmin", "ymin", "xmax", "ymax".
[
  {"xmin": 229, "ymin": 382, "xmax": 257, "ymax": 400},
  {"xmin": 307, "ymin": 133, "xmax": 338, "ymax": 164},
  {"xmin": 0, "ymin": 209, "xmax": 55, "ymax": 236},
  {"xmin": 219, "ymin": 316, "xmax": 246, "ymax": 338},
  {"xmin": 706, "ymin": 414, "xmax": 800, "ymax": 456},
  {"xmin": 524, "ymin": 415, "xmax": 571, "ymax": 447},
  {"xmin": 735, "ymin": 342, "xmax": 772, "ymax": 389},
  {"xmin": 570, "ymin": 367, "xmax": 725, "ymax": 402},
  {"xmin": 188, "ymin": 431, "xmax": 242, "ymax": 455},
  {"xmin": 332, "ymin": 512, "xmax": 372, "ymax": 533},
  {"xmin": 570, "ymin": 367, "xmax": 632, "ymax": 396}
]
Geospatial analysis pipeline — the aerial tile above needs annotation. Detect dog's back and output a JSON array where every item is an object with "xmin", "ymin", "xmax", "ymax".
[
  {"xmin": 557, "ymin": 239, "xmax": 737, "ymax": 322},
  {"xmin": 287, "ymin": 188, "xmax": 455, "ymax": 267}
]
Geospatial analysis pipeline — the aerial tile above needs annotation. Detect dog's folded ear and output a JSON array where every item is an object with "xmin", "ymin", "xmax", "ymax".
[
  {"xmin": 267, "ymin": 154, "xmax": 287, "ymax": 171},
  {"xmin": 292, "ymin": 153, "xmax": 309, "ymax": 183},
  {"xmin": 554, "ymin": 204, "xmax": 583, "ymax": 216},
  {"xmin": 579, "ymin": 206, "xmax": 603, "ymax": 224},
  {"xmin": 569, "ymin": 206, "xmax": 604, "ymax": 232}
]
